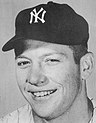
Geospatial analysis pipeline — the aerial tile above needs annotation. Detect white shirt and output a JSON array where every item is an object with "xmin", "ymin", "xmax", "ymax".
[
  {"xmin": 0, "ymin": 100, "xmax": 96, "ymax": 123},
  {"xmin": 0, "ymin": 104, "xmax": 34, "ymax": 123},
  {"xmin": 89, "ymin": 100, "xmax": 96, "ymax": 123}
]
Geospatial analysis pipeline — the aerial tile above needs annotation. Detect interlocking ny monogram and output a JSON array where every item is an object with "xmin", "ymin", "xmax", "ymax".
[{"xmin": 29, "ymin": 8, "xmax": 46, "ymax": 24}]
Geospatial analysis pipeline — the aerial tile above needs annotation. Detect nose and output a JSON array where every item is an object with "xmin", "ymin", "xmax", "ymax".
[{"xmin": 26, "ymin": 64, "xmax": 48, "ymax": 86}]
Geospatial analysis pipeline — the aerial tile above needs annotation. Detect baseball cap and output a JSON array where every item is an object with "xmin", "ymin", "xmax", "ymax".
[{"xmin": 2, "ymin": 1, "xmax": 89, "ymax": 51}]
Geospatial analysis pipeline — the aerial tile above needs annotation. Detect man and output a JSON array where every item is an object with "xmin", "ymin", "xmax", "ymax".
[{"xmin": 0, "ymin": 1, "xmax": 95, "ymax": 123}]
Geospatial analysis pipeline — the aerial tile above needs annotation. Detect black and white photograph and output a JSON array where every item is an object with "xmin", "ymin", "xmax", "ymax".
[{"xmin": 0, "ymin": 0, "xmax": 96, "ymax": 123}]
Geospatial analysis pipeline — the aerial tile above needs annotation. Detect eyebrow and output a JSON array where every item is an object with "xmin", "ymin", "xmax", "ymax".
[
  {"xmin": 15, "ymin": 52, "xmax": 67, "ymax": 60},
  {"xmin": 15, "ymin": 55, "xmax": 32, "ymax": 61},
  {"xmin": 40, "ymin": 52, "xmax": 67, "ymax": 58}
]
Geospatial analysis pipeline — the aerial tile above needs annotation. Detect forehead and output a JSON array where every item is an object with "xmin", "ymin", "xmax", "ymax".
[{"xmin": 14, "ymin": 39, "xmax": 73, "ymax": 56}]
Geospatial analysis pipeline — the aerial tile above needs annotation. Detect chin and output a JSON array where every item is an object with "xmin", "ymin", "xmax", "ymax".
[
  {"xmin": 22, "ymin": 86, "xmax": 72, "ymax": 119},
  {"xmin": 34, "ymin": 109, "xmax": 55, "ymax": 119},
  {"xmin": 33, "ymin": 105, "xmax": 67, "ymax": 121}
]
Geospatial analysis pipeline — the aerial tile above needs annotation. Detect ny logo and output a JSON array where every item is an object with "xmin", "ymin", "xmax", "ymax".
[{"xmin": 29, "ymin": 8, "xmax": 46, "ymax": 24}]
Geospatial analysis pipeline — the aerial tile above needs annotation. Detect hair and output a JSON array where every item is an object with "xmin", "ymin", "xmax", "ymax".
[
  {"xmin": 14, "ymin": 41, "xmax": 26, "ymax": 57},
  {"xmin": 69, "ymin": 45, "xmax": 88, "ymax": 64},
  {"xmin": 14, "ymin": 40, "xmax": 88, "ymax": 64},
  {"xmin": 14, "ymin": 39, "xmax": 49, "ymax": 57}
]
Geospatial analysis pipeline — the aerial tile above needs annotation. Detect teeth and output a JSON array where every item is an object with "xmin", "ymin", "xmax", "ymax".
[
  {"xmin": 33, "ymin": 90, "xmax": 56, "ymax": 97},
  {"xmin": 47, "ymin": 91, "xmax": 50, "ymax": 95},
  {"xmin": 44, "ymin": 91, "xmax": 47, "ymax": 95}
]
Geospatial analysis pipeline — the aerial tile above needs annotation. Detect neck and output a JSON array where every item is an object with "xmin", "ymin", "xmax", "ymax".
[{"xmin": 33, "ymin": 81, "xmax": 93, "ymax": 123}]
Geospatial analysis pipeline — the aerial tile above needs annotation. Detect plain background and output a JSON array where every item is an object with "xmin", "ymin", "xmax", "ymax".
[{"xmin": 0, "ymin": 0, "xmax": 96, "ymax": 118}]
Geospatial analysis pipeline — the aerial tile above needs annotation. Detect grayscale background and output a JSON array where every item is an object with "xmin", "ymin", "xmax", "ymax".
[{"xmin": 0, "ymin": 0, "xmax": 96, "ymax": 117}]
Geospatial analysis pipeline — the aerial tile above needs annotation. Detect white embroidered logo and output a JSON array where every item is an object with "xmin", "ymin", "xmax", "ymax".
[{"xmin": 29, "ymin": 8, "xmax": 46, "ymax": 24}]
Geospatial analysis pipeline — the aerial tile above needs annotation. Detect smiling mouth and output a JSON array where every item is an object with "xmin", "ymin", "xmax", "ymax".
[{"xmin": 28, "ymin": 89, "xmax": 57, "ymax": 97}]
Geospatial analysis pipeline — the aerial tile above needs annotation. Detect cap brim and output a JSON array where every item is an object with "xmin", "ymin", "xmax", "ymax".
[{"xmin": 2, "ymin": 36, "xmax": 25, "ymax": 52}]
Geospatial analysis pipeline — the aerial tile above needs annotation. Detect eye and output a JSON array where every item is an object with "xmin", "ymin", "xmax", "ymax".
[
  {"xmin": 16, "ymin": 59, "xmax": 31, "ymax": 69},
  {"xmin": 45, "ymin": 58, "xmax": 60, "ymax": 65},
  {"xmin": 47, "ymin": 59, "xmax": 60, "ymax": 62},
  {"xmin": 17, "ymin": 61, "xmax": 30, "ymax": 66}
]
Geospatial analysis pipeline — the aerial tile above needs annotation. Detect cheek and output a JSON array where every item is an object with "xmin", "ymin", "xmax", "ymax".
[
  {"xmin": 64, "ymin": 67, "xmax": 80, "ymax": 104},
  {"xmin": 45, "ymin": 63, "xmax": 80, "ymax": 97},
  {"xmin": 44, "ymin": 62, "xmax": 71, "ymax": 84},
  {"xmin": 15, "ymin": 68, "xmax": 29, "ymax": 86},
  {"xmin": 65, "ymin": 72, "xmax": 80, "ymax": 95}
]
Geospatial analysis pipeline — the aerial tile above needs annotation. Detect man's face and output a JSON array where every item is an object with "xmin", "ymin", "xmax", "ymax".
[{"xmin": 15, "ymin": 40, "xmax": 81, "ymax": 119}]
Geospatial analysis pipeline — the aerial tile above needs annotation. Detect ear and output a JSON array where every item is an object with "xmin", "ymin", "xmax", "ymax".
[{"xmin": 80, "ymin": 52, "xmax": 94, "ymax": 80}]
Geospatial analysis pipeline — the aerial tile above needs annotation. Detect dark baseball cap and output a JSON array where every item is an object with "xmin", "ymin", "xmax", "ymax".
[{"xmin": 2, "ymin": 1, "xmax": 89, "ymax": 51}]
